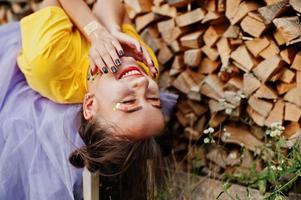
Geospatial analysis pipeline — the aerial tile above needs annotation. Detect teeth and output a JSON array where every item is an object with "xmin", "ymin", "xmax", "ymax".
[{"xmin": 121, "ymin": 70, "xmax": 141, "ymax": 79}]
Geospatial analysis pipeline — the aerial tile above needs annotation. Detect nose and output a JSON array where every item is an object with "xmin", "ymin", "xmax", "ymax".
[{"xmin": 130, "ymin": 76, "xmax": 149, "ymax": 90}]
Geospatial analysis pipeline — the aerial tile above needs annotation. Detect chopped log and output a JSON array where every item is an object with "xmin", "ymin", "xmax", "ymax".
[
  {"xmin": 169, "ymin": 55, "xmax": 184, "ymax": 76},
  {"xmin": 157, "ymin": 19, "xmax": 175, "ymax": 33},
  {"xmin": 258, "ymin": 40, "xmax": 280, "ymax": 59},
  {"xmin": 258, "ymin": 0, "xmax": 289, "ymax": 24},
  {"xmin": 230, "ymin": 45, "xmax": 255, "ymax": 72},
  {"xmin": 202, "ymin": 11, "xmax": 223, "ymax": 24},
  {"xmin": 289, "ymin": 0, "xmax": 301, "ymax": 13},
  {"xmin": 135, "ymin": 12, "xmax": 158, "ymax": 32},
  {"xmin": 157, "ymin": 44, "xmax": 173, "ymax": 64},
  {"xmin": 285, "ymin": 102, "xmax": 301, "ymax": 122},
  {"xmin": 209, "ymin": 99, "xmax": 225, "ymax": 113},
  {"xmin": 274, "ymin": 29, "xmax": 286, "ymax": 46},
  {"xmin": 243, "ymin": 73, "xmax": 261, "ymax": 96},
  {"xmin": 194, "ymin": 116, "xmax": 206, "ymax": 133},
  {"xmin": 284, "ymin": 87, "xmax": 301, "ymax": 106},
  {"xmin": 200, "ymin": 83, "xmax": 222, "ymax": 100},
  {"xmin": 225, "ymin": 0, "xmax": 242, "ymax": 24},
  {"xmin": 224, "ymin": 77, "xmax": 243, "ymax": 91},
  {"xmin": 201, "ymin": 45, "xmax": 219, "ymax": 61},
  {"xmin": 227, "ymin": 1, "xmax": 260, "ymax": 25},
  {"xmin": 273, "ymin": 16, "xmax": 301, "ymax": 44},
  {"xmin": 222, "ymin": 125, "xmax": 264, "ymax": 152},
  {"xmin": 203, "ymin": 25, "xmax": 226, "ymax": 47},
  {"xmin": 216, "ymin": 38, "xmax": 231, "ymax": 68},
  {"xmin": 166, "ymin": 0, "xmax": 192, "ymax": 7},
  {"xmin": 283, "ymin": 122, "xmax": 301, "ymax": 138},
  {"xmin": 172, "ymin": 69, "xmax": 203, "ymax": 94},
  {"xmin": 206, "ymin": 147, "xmax": 227, "ymax": 168},
  {"xmin": 187, "ymin": 101, "xmax": 208, "ymax": 116},
  {"xmin": 247, "ymin": 106, "xmax": 265, "ymax": 126},
  {"xmin": 265, "ymin": 100, "xmax": 285, "ymax": 126},
  {"xmin": 161, "ymin": 27, "xmax": 186, "ymax": 44},
  {"xmin": 252, "ymin": 55, "xmax": 283, "ymax": 83},
  {"xmin": 223, "ymin": 25, "xmax": 241, "ymax": 38},
  {"xmin": 209, "ymin": 113, "xmax": 228, "ymax": 128},
  {"xmin": 175, "ymin": 8, "xmax": 205, "ymax": 27},
  {"xmin": 254, "ymin": 84, "xmax": 278, "ymax": 100},
  {"xmin": 248, "ymin": 95, "xmax": 273, "ymax": 117},
  {"xmin": 125, "ymin": 0, "xmax": 152, "ymax": 16},
  {"xmin": 199, "ymin": 58, "xmax": 221, "ymax": 74},
  {"xmin": 240, "ymin": 12, "xmax": 266, "ymax": 37},
  {"xmin": 169, "ymin": 40, "xmax": 182, "ymax": 53},
  {"xmin": 152, "ymin": 4, "xmax": 177, "ymax": 18},
  {"xmin": 277, "ymin": 82, "xmax": 296, "ymax": 94},
  {"xmin": 184, "ymin": 49, "xmax": 202, "ymax": 68},
  {"xmin": 180, "ymin": 30, "xmax": 203, "ymax": 49},
  {"xmin": 279, "ymin": 68, "xmax": 295, "ymax": 83},
  {"xmin": 297, "ymin": 71, "xmax": 301, "ymax": 88},
  {"xmin": 250, "ymin": 125, "xmax": 265, "ymax": 140},
  {"xmin": 291, "ymin": 51, "xmax": 301, "ymax": 71},
  {"xmin": 203, "ymin": 74, "xmax": 225, "ymax": 98},
  {"xmin": 280, "ymin": 48, "xmax": 296, "ymax": 64},
  {"xmin": 245, "ymin": 37, "xmax": 270, "ymax": 57}
]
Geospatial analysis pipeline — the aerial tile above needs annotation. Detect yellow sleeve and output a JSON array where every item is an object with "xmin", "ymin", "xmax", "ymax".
[
  {"xmin": 121, "ymin": 24, "xmax": 159, "ymax": 78},
  {"xmin": 17, "ymin": 7, "xmax": 89, "ymax": 104}
]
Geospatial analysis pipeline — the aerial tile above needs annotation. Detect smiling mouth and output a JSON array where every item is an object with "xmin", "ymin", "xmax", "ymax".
[{"xmin": 118, "ymin": 66, "xmax": 144, "ymax": 79}]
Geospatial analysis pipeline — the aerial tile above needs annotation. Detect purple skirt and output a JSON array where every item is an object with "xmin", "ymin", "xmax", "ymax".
[{"xmin": 0, "ymin": 22, "xmax": 178, "ymax": 199}]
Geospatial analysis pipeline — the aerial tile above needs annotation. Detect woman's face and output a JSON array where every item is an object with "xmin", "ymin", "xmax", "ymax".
[{"xmin": 84, "ymin": 57, "xmax": 164, "ymax": 139}]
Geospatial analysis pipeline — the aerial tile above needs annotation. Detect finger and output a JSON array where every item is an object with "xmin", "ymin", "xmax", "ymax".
[
  {"xmin": 141, "ymin": 46, "xmax": 154, "ymax": 67},
  {"xmin": 90, "ymin": 47, "xmax": 109, "ymax": 74},
  {"xmin": 94, "ymin": 57, "xmax": 109, "ymax": 74},
  {"xmin": 97, "ymin": 44, "xmax": 117, "ymax": 73},
  {"xmin": 111, "ymin": 39, "xmax": 124, "ymax": 56},
  {"xmin": 104, "ymin": 42, "xmax": 122, "ymax": 68}
]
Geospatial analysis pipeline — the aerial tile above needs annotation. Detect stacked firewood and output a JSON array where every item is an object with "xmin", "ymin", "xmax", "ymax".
[
  {"xmin": 124, "ymin": 0, "xmax": 301, "ymax": 173},
  {"xmin": 1, "ymin": 0, "xmax": 301, "ymax": 180}
]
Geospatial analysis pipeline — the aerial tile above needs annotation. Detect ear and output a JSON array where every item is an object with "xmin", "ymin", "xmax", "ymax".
[{"xmin": 83, "ymin": 93, "xmax": 97, "ymax": 120}]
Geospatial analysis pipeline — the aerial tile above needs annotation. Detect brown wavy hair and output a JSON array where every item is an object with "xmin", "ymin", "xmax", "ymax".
[{"xmin": 69, "ymin": 110, "xmax": 165, "ymax": 200}]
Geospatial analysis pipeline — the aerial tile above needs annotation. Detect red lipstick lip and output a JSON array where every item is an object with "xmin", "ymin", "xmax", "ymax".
[{"xmin": 118, "ymin": 66, "xmax": 143, "ymax": 79}]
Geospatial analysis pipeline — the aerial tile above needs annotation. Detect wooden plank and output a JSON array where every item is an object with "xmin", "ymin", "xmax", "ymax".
[
  {"xmin": 135, "ymin": 12, "xmax": 158, "ymax": 32},
  {"xmin": 252, "ymin": 55, "xmax": 283, "ymax": 83},
  {"xmin": 227, "ymin": 1, "xmax": 260, "ymax": 25},
  {"xmin": 247, "ymin": 106, "xmax": 266, "ymax": 126},
  {"xmin": 175, "ymin": 8, "xmax": 205, "ymax": 27},
  {"xmin": 83, "ymin": 168, "xmax": 99, "ymax": 200}
]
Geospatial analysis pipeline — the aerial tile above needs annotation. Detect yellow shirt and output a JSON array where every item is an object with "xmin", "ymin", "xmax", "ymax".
[{"xmin": 17, "ymin": 6, "xmax": 159, "ymax": 104}]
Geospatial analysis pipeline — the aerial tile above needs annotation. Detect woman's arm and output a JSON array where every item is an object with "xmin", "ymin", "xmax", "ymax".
[{"xmin": 58, "ymin": 0, "xmax": 123, "ymax": 73}]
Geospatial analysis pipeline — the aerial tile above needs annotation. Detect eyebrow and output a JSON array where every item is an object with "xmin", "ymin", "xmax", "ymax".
[{"xmin": 121, "ymin": 104, "xmax": 162, "ymax": 113}]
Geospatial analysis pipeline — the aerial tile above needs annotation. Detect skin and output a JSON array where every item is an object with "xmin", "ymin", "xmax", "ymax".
[{"xmin": 83, "ymin": 56, "xmax": 165, "ymax": 139}]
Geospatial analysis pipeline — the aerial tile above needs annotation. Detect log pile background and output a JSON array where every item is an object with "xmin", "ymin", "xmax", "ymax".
[{"xmin": 1, "ymin": 0, "xmax": 301, "ymax": 194}]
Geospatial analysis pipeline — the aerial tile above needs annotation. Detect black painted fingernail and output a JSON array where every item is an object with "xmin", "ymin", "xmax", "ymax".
[
  {"xmin": 152, "ymin": 60, "xmax": 155, "ymax": 66},
  {"xmin": 115, "ymin": 59, "xmax": 121, "ymax": 66},
  {"xmin": 111, "ymin": 66, "xmax": 117, "ymax": 73},
  {"xmin": 102, "ymin": 67, "xmax": 109, "ymax": 74},
  {"xmin": 118, "ymin": 50, "xmax": 124, "ymax": 56},
  {"xmin": 140, "ymin": 46, "xmax": 143, "ymax": 53}
]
